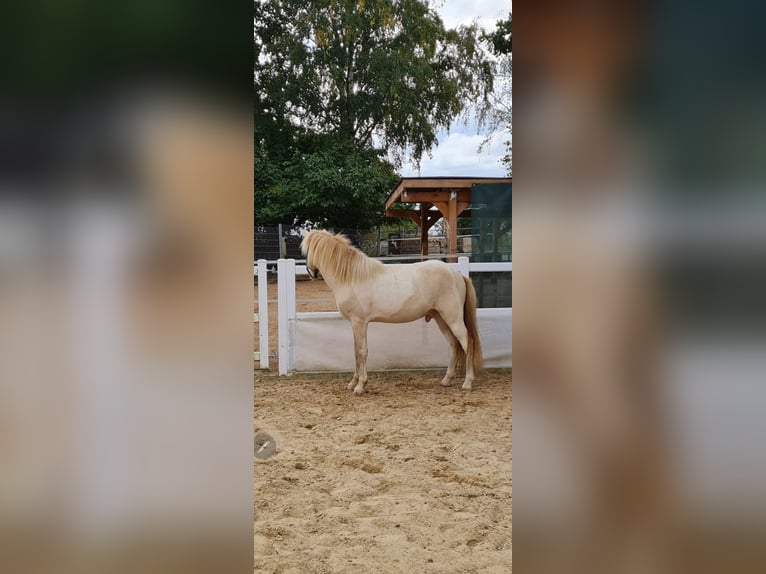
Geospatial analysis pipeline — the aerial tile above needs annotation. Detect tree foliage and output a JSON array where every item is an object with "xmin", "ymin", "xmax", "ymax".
[
  {"xmin": 485, "ymin": 14, "xmax": 512, "ymax": 56},
  {"xmin": 254, "ymin": 0, "xmax": 494, "ymax": 227},
  {"xmin": 480, "ymin": 14, "xmax": 512, "ymax": 176},
  {"xmin": 254, "ymin": 136, "xmax": 398, "ymax": 228}
]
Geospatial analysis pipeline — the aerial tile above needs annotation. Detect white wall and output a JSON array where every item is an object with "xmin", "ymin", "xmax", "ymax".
[{"xmin": 293, "ymin": 308, "xmax": 511, "ymax": 372}]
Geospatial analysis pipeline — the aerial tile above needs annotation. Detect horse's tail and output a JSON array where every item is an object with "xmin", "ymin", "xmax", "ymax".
[{"xmin": 463, "ymin": 275, "xmax": 483, "ymax": 373}]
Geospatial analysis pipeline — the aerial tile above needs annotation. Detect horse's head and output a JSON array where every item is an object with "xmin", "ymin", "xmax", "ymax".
[
  {"xmin": 300, "ymin": 230, "xmax": 322, "ymax": 280},
  {"xmin": 300, "ymin": 229, "xmax": 378, "ymax": 284},
  {"xmin": 306, "ymin": 262, "xmax": 321, "ymax": 280}
]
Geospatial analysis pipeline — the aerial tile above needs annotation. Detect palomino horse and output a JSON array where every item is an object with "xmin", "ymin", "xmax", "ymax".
[{"xmin": 300, "ymin": 230, "xmax": 483, "ymax": 394}]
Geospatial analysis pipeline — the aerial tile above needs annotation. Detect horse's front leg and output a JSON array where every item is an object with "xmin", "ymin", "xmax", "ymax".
[
  {"xmin": 347, "ymin": 322, "xmax": 359, "ymax": 391},
  {"xmin": 350, "ymin": 319, "xmax": 369, "ymax": 395}
]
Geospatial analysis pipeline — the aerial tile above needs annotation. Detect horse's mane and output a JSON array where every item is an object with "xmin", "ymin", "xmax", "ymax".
[{"xmin": 301, "ymin": 230, "xmax": 384, "ymax": 285}]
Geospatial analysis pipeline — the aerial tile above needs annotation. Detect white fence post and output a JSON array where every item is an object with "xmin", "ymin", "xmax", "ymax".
[
  {"xmin": 277, "ymin": 258, "xmax": 296, "ymax": 375},
  {"xmin": 257, "ymin": 259, "xmax": 269, "ymax": 369},
  {"xmin": 457, "ymin": 255, "xmax": 470, "ymax": 277},
  {"xmin": 286, "ymin": 259, "xmax": 296, "ymax": 372}
]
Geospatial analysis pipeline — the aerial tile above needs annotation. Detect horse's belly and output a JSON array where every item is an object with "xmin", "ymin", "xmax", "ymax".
[
  {"xmin": 369, "ymin": 310, "xmax": 425, "ymax": 323},
  {"xmin": 345, "ymin": 269, "xmax": 445, "ymax": 322},
  {"xmin": 367, "ymin": 296, "xmax": 431, "ymax": 323}
]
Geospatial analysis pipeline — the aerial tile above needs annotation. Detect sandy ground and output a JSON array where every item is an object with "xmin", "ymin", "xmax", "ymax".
[
  {"xmin": 254, "ymin": 370, "xmax": 512, "ymax": 574},
  {"xmin": 254, "ymin": 278, "xmax": 511, "ymax": 572}
]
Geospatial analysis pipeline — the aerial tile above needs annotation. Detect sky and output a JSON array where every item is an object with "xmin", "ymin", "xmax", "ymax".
[{"xmin": 399, "ymin": 0, "xmax": 511, "ymax": 177}]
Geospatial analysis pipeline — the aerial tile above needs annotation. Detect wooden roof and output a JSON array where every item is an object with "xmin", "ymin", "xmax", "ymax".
[{"xmin": 386, "ymin": 176, "xmax": 511, "ymax": 209}]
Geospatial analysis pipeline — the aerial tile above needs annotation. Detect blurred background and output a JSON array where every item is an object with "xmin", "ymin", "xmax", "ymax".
[
  {"xmin": 515, "ymin": 1, "xmax": 766, "ymax": 572},
  {"xmin": 0, "ymin": 2, "xmax": 253, "ymax": 573},
  {"xmin": 5, "ymin": 0, "xmax": 766, "ymax": 572}
]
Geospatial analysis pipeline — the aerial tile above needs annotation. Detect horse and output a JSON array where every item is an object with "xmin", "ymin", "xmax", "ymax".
[{"xmin": 300, "ymin": 230, "xmax": 483, "ymax": 395}]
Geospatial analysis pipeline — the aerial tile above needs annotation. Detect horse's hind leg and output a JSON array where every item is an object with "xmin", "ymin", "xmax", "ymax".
[
  {"xmin": 436, "ymin": 303, "xmax": 475, "ymax": 390},
  {"xmin": 445, "ymin": 319, "xmax": 474, "ymax": 390},
  {"xmin": 433, "ymin": 313, "xmax": 460, "ymax": 386},
  {"xmin": 350, "ymin": 319, "xmax": 369, "ymax": 395}
]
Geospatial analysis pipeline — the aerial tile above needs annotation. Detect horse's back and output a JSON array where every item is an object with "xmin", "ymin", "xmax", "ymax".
[
  {"xmin": 352, "ymin": 260, "xmax": 464, "ymax": 322},
  {"xmin": 414, "ymin": 259, "xmax": 464, "ymax": 281},
  {"xmin": 410, "ymin": 260, "xmax": 466, "ymax": 305}
]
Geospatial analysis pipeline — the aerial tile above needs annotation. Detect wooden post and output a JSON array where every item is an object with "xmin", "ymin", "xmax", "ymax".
[
  {"xmin": 447, "ymin": 191, "xmax": 458, "ymax": 262},
  {"xmin": 420, "ymin": 203, "xmax": 429, "ymax": 256}
]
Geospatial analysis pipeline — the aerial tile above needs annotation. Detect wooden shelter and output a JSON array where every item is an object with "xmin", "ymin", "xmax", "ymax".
[{"xmin": 385, "ymin": 176, "xmax": 512, "ymax": 258}]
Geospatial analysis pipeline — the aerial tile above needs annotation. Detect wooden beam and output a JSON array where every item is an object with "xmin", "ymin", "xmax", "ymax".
[
  {"xmin": 431, "ymin": 204, "xmax": 465, "ymax": 217},
  {"xmin": 398, "ymin": 190, "xmax": 472, "ymax": 204},
  {"xmin": 430, "ymin": 202, "xmax": 472, "ymax": 224},
  {"xmin": 424, "ymin": 212, "xmax": 442, "ymax": 230},
  {"xmin": 404, "ymin": 177, "xmax": 507, "ymax": 188},
  {"xmin": 386, "ymin": 177, "xmax": 511, "ymax": 208},
  {"xmin": 385, "ymin": 205, "xmax": 445, "ymax": 226},
  {"xmin": 432, "ymin": 202, "xmax": 449, "ymax": 220},
  {"xmin": 385, "ymin": 209, "xmax": 422, "ymax": 226}
]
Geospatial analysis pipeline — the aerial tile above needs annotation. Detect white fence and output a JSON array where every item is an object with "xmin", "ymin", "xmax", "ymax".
[
  {"xmin": 255, "ymin": 257, "xmax": 512, "ymax": 375},
  {"xmin": 254, "ymin": 259, "xmax": 269, "ymax": 369}
]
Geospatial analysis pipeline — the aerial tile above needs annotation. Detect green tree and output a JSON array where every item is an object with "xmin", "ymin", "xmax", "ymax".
[
  {"xmin": 485, "ymin": 14, "xmax": 512, "ymax": 55},
  {"xmin": 255, "ymin": 136, "xmax": 398, "ymax": 228},
  {"xmin": 480, "ymin": 14, "xmax": 511, "ymax": 176},
  {"xmin": 254, "ymin": 0, "xmax": 494, "ymax": 227}
]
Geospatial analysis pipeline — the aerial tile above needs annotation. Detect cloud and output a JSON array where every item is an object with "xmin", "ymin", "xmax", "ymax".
[
  {"xmin": 400, "ymin": 131, "xmax": 508, "ymax": 177},
  {"xmin": 397, "ymin": 1, "xmax": 511, "ymax": 178},
  {"xmin": 396, "ymin": 1, "xmax": 511, "ymax": 178},
  {"xmin": 436, "ymin": 0, "xmax": 510, "ymax": 31}
]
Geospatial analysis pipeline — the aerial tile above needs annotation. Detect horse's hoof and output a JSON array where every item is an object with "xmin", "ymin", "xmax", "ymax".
[
  {"xmin": 347, "ymin": 379, "xmax": 357, "ymax": 391},
  {"xmin": 461, "ymin": 382, "xmax": 473, "ymax": 391},
  {"xmin": 352, "ymin": 386, "xmax": 366, "ymax": 396},
  {"xmin": 439, "ymin": 378, "xmax": 454, "ymax": 387}
]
